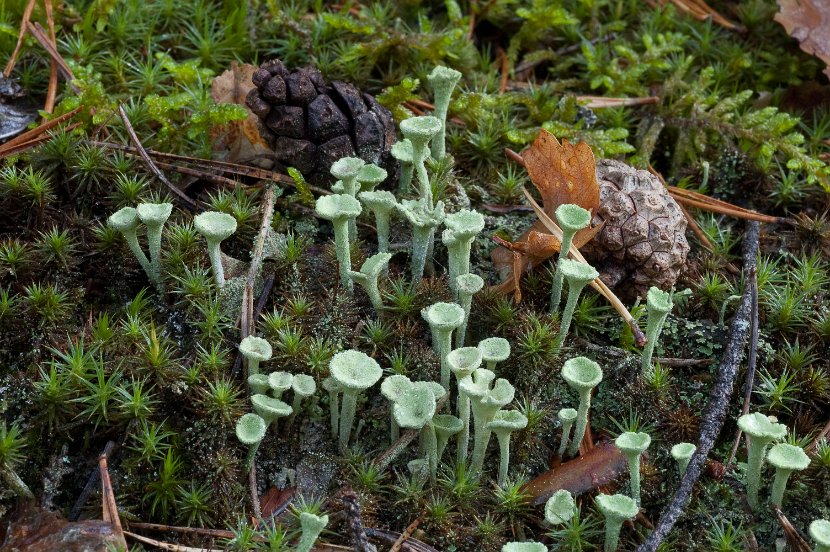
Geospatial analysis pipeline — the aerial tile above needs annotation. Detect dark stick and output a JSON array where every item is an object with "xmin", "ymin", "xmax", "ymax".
[
  {"xmin": 637, "ymin": 221, "xmax": 760, "ymax": 552},
  {"xmin": 231, "ymin": 274, "xmax": 275, "ymax": 378},
  {"xmin": 68, "ymin": 440, "xmax": 115, "ymax": 521},
  {"xmin": 726, "ymin": 251, "xmax": 759, "ymax": 467},
  {"xmin": 117, "ymin": 105, "xmax": 197, "ymax": 209}
]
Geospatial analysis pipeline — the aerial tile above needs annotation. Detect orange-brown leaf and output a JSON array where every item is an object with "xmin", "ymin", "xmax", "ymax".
[
  {"xmin": 523, "ymin": 440, "xmax": 627, "ymax": 505},
  {"xmin": 775, "ymin": 0, "xmax": 830, "ymax": 80}
]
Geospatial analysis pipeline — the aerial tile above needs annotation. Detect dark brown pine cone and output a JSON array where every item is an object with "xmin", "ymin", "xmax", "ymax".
[
  {"xmin": 246, "ymin": 59, "xmax": 396, "ymax": 183},
  {"xmin": 580, "ymin": 159, "xmax": 690, "ymax": 300}
]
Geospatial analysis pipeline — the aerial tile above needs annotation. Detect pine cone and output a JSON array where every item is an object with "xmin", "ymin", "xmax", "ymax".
[
  {"xmin": 246, "ymin": 59, "xmax": 396, "ymax": 183},
  {"xmin": 581, "ymin": 159, "xmax": 689, "ymax": 300}
]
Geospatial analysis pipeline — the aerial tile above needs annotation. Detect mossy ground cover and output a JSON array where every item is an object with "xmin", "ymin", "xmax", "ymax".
[{"xmin": 1, "ymin": 1, "xmax": 830, "ymax": 550}]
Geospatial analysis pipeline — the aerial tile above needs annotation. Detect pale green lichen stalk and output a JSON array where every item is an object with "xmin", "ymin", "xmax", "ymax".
[
  {"xmin": 399, "ymin": 116, "xmax": 442, "ymax": 208},
  {"xmin": 322, "ymin": 377, "xmax": 341, "ymax": 439},
  {"xmin": 455, "ymin": 273, "xmax": 484, "ymax": 347},
  {"xmin": 595, "ymin": 493, "xmax": 639, "ymax": 552},
  {"xmin": 561, "ymin": 356, "xmax": 603, "ymax": 457},
  {"xmin": 136, "ymin": 202, "xmax": 173, "ymax": 288},
  {"xmin": 642, "ymin": 286, "xmax": 673, "ymax": 371},
  {"xmin": 487, "ymin": 410, "xmax": 528, "ymax": 485},
  {"xmin": 554, "ymin": 259, "xmax": 599, "ymax": 351},
  {"xmin": 358, "ymin": 191, "xmax": 397, "ymax": 255},
  {"xmin": 193, "ymin": 211, "xmax": 237, "ymax": 288},
  {"xmin": 737, "ymin": 412, "xmax": 787, "ymax": 510},
  {"xmin": 398, "ymin": 199, "xmax": 444, "ymax": 282},
  {"xmin": 329, "ymin": 350, "xmax": 382, "ymax": 453},
  {"xmin": 614, "ymin": 431, "xmax": 651, "ymax": 506},
  {"xmin": 427, "ymin": 65, "xmax": 462, "ymax": 160},
  {"xmin": 393, "ymin": 383, "xmax": 438, "ymax": 479},
  {"xmin": 235, "ymin": 413, "xmax": 267, "ymax": 470},
  {"xmin": 671, "ymin": 442, "xmax": 696, "ymax": 476},
  {"xmin": 348, "ymin": 252, "xmax": 392, "ymax": 312},
  {"xmin": 315, "ymin": 194, "xmax": 362, "ymax": 292},
  {"xmin": 296, "ymin": 511, "xmax": 329, "ymax": 552},
  {"xmin": 447, "ymin": 346, "xmax": 482, "ymax": 464},
  {"xmin": 557, "ymin": 408, "xmax": 578, "ymax": 458},
  {"xmin": 108, "ymin": 207, "xmax": 154, "ymax": 287},
  {"xmin": 460, "ymin": 369, "xmax": 515, "ymax": 472},
  {"xmin": 443, "ymin": 209, "xmax": 485, "ymax": 297},
  {"xmin": 287, "ymin": 374, "xmax": 316, "ymax": 429},
  {"xmin": 766, "ymin": 442, "xmax": 810, "ymax": 507},
  {"xmin": 391, "ymin": 139, "xmax": 414, "ymax": 195},
  {"xmin": 422, "ymin": 302, "xmax": 465, "ymax": 390},
  {"xmin": 381, "ymin": 374, "xmax": 413, "ymax": 443},
  {"xmin": 549, "ymin": 204, "xmax": 591, "ymax": 313}
]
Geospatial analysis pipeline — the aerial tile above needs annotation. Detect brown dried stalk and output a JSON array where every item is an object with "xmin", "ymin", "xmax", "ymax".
[{"xmin": 2, "ymin": 0, "xmax": 36, "ymax": 77}]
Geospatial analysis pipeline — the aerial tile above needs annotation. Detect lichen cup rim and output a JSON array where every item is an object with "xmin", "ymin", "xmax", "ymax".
[
  {"xmin": 737, "ymin": 412, "xmax": 787, "ymax": 440},
  {"xmin": 391, "ymin": 139, "xmax": 413, "ymax": 162},
  {"xmin": 558, "ymin": 408, "xmax": 578, "ymax": 423},
  {"xmin": 501, "ymin": 542, "xmax": 547, "ymax": 552},
  {"xmin": 615, "ymin": 431, "xmax": 652, "ymax": 455},
  {"xmin": 555, "ymin": 204, "xmax": 592, "ymax": 232},
  {"xmin": 330, "ymin": 156, "xmax": 365, "ymax": 180},
  {"xmin": 399, "ymin": 115, "xmax": 442, "ymax": 140},
  {"xmin": 108, "ymin": 206, "xmax": 140, "ymax": 231},
  {"xmin": 559, "ymin": 258, "xmax": 600, "ymax": 283},
  {"xmin": 810, "ymin": 519, "xmax": 830, "ymax": 547},
  {"xmin": 358, "ymin": 252, "xmax": 393, "ymax": 277},
  {"xmin": 268, "ymin": 371, "xmax": 294, "ymax": 392},
  {"xmin": 193, "ymin": 211, "xmax": 238, "ymax": 242},
  {"xmin": 595, "ymin": 493, "xmax": 639, "ymax": 520},
  {"xmin": 136, "ymin": 202, "xmax": 173, "ymax": 224},
  {"xmin": 235, "ymin": 413, "xmax": 267, "ymax": 445},
  {"xmin": 456, "ymin": 273, "xmax": 484, "ymax": 294},
  {"xmin": 766, "ymin": 442, "xmax": 811, "ymax": 471},
  {"xmin": 251, "ymin": 394, "xmax": 292, "ymax": 419},
  {"xmin": 423, "ymin": 302, "xmax": 465, "ymax": 329},
  {"xmin": 447, "ymin": 346, "xmax": 483, "ymax": 376},
  {"xmin": 315, "ymin": 193, "xmax": 362, "ymax": 220},
  {"xmin": 646, "ymin": 286, "xmax": 673, "ymax": 313},
  {"xmin": 358, "ymin": 190, "xmax": 397, "ymax": 210},
  {"xmin": 239, "ymin": 335, "xmax": 273, "ymax": 362},
  {"xmin": 671, "ymin": 442, "xmax": 696, "ymax": 460},
  {"xmin": 445, "ymin": 209, "xmax": 485, "ymax": 237},
  {"xmin": 329, "ymin": 350, "xmax": 382, "ymax": 391},
  {"xmin": 487, "ymin": 409, "xmax": 528, "ymax": 432},
  {"xmin": 393, "ymin": 385, "xmax": 436, "ymax": 429},
  {"xmin": 545, "ymin": 489, "xmax": 576, "ymax": 525},
  {"xmin": 432, "ymin": 413, "xmax": 464, "ymax": 433},
  {"xmin": 381, "ymin": 374, "xmax": 413, "ymax": 401},
  {"xmin": 561, "ymin": 357, "xmax": 603, "ymax": 391},
  {"xmin": 292, "ymin": 373, "xmax": 317, "ymax": 397},
  {"xmin": 357, "ymin": 163, "xmax": 388, "ymax": 184},
  {"xmin": 478, "ymin": 337, "xmax": 511, "ymax": 363}
]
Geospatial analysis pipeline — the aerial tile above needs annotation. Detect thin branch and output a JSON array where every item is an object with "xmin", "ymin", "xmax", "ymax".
[
  {"xmin": 637, "ymin": 221, "xmax": 760, "ymax": 552},
  {"xmin": 42, "ymin": 0, "xmax": 58, "ymax": 116},
  {"xmin": 25, "ymin": 22, "xmax": 79, "ymax": 92},
  {"xmin": 117, "ymin": 105, "xmax": 197, "ymax": 209},
  {"xmin": 2, "ymin": 0, "xmax": 36, "ymax": 77},
  {"xmin": 99, "ymin": 451, "xmax": 127, "ymax": 550}
]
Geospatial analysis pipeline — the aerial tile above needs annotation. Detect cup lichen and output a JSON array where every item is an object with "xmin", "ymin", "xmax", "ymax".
[
  {"xmin": 239, "ymin": 336, "xmax": 272, "ymax": 375},
  {"xmin": 348, "ymin": 252, "xmax": 392, "ymax": 312},
  {"xmin": 315, "ymin": 193, "xmax": 362, "ymax": 291},
  {"xmin": 486, "ymin": 409, "xmax": 528, "ymax": 485},
  {"xmin": 422, "ymin": 302, "xmax": 466, "ymax": 390},
  {"xmin": 329, "ymin": 349, "xmax": 382, "ymax": 453},
  {"xmin": 557, "ymin": 407, "xmax": 578, "ymax": 458},
  {"xmin": 136, "ymin": 202, "xmax": 173, "ymax": 288},
  {"xmin": 641, "ymin": 286, "xmax": 673, "ymax": 371},
  {"xmin": 737, "ymin": 412, "xmax": 787, "ymax": 510},
  {"xmin": 447, "ymin": 346, "xmax": 483, "ymax": 464},
  {"xmin": 766, "ymin": 442, "xmax": 810, "ymax": 507},
  {"xmin": 358, "ymin": 190, "xmax": 397, "ymax": 255},
  {"xmin": 554, "ymin": 259, "xmax": 599, "ymax": 351},
  {"xmin": 670, "ymin": 442, "xmax": 696, "ymax": 476},
  {"xmin": 561, "ymin": 356, "xmax": 603, "ymax": 457},
  {"xmin": 193, "ymin": 211, "xmax": 238, "ymax": 288},
  {"xmin": 399, "ymin": 116, "xmax": 442, "ymax": 208},
  {"xmin": 455, "ymin": 273, "xmax": 484, "ymax": 348},
  {"xmin": 549, "ymin": 204, "xmax": 591, "ymax": 313},
  {"xmin": 426, "ymin": 65, "xmax": 462, "ymax": 160},
  {"xmin": 614, "ymin": 431, "xmax": 651, "ymax": 505},
  {"xmin": 397, "ymin": 199, "xmax": 445, "ymax": 282},
  {"xmin": 595, "ymin": 493, "xmax": 639, "ymax": 552}
]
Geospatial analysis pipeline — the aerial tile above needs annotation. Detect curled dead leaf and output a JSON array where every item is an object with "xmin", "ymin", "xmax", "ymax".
[
  {"xmin": 210, "ymin": 62, "xmax": 274, "ymax": 167},
  {"xmin": 491, "ymin": 130, "xmax": 603, "ymax": 300},
  {"xmin": 775, "ymin": 0, "xmax": 830, "ymax": 80}
]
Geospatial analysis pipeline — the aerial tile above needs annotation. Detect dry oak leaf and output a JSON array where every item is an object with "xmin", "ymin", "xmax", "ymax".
[
  {"xmin": 211, "ymin": 62, "xmax": 275, "ymax": 167},
  {"xmin": 775, "ymin": 0, "xmax": 830, "ymax": 79},
  {"xmin": 491, "ymin": 130, "xmax": 603, "ymax": 301}
]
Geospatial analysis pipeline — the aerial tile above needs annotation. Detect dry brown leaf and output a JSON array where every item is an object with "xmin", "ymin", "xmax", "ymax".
[
  {"xmin": 210, "ymin": 62, "xmax": 274, "ymax": 167},
  {"xmin": 654, "ymin": 0, "xmax": 742, "ymax": 31},
  {"xmin": 491, "ymin": 130, "xmax": 603, "ymax": 300},
  {"xmin": 259, "ymin": 486, "xmax": 296, "ymax": 519},
  {"xmin": 522, "ymin": 440, "xmax": 627, "ymax": 505},
  {"xmin": 775, "ymin": 0, "xmax": 830, "ymax": 80}
]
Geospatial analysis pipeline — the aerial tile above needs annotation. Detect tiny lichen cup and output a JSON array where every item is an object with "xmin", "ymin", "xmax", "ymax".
[
  {"xmin": 545, "ymin": 489, "xmax": 576, "ymax": 525},
  {"xmin": 235, "ymin": 412, "xmax": 267, "ymax": 470},
  {"xmin": 554, "ymin": 259, "xmax": 599, "ymax": 351},
  {"xmin": 296, "ymin": 511, "xmax": 329, "ymax": 552},
  {"xmin": 642, "ymin": 286, "xmax": 673, "ymax": 371},
  {"xmin": 455, "ymin": 273, "xmax": 484, "ymax": 347},
  {"xmin": 443, "ymin": 209, "xmax": 485, "ymax": 296},
  {"xmin": 381, "ymin": 374, "xmax": 413, "ymax": 443},
  {"xmin": 478, "ymin": 337, "xmax": 511, "ymax": 372},
  {"xmin": 356, "ymin": 163, "xmax": 388, "ymax": 192},
  {"xmin": 561, "ymin": 356, "xmax": 603, "ymax": 457},
  {"xmin": 393, "ymin": 384, "xmax": 438, "ymax": 479},
  {"xmin": 426, "ymin": 65, "xmax": 462, "ymax": 160},
  {"xmin": 399, "ymin": 116, "xmax": 442, "ymax": 208},
  {"xmin": 501, "ymin": 542, "xmax": 547, "ymax": 552},
  {"xmin": 329, "ymin": 349, "xmax": 382, "ymax": 453},
  {"xmin": 108, "ymin": 206, "xmax": 153, "ymax": 283},
  {"xmin": 557, "ymin": 407, "xmax": 578, "ymax": 458},
  {"xmin": 422, "ymin": 302, "xmax": 466, "ymax": 390},
  {"xmin": 447, "ymin": 346, "xmax": 482, "ymax": 464},
  {"xmin": 358, "ymin": 190, "xmax": 397, "ymax": 255},
  {"xmin": 671, "ymin": 442, "xmax": 696, "ymax": 476},
  {"xmin": 766, "ymin": 442, "xmax": 810, "ymax": 507},
  {"xmin": 136, "ymin": 202, "xmax": 173, "ymax": 288},
  {"xmin": 348, "ymin": 252, "xmax": 392, "ymax": 312},
  {"xmin": 486, "ymin": 409, "xmax": 528, "ymax": 485},
  {"xmin": 549, "ymin": 204, "xmax": 591, "ymax": 313},
  {"xmin": 315, "ymin": 193, "xmax": 362, "ymax": 291},
  {"xmin": 595, "ymin": 493, "xmax": 639, "ymax": 552},
  {"xmin": 239, "ymin": 335, "xmax": 272, "ymax": 375},
  {"xmin": 391, "ymin": 139, "xmax": 414, "ymax": 194},
  {"xmin": 737, "ymin": 412, "xmax": 787, "ymax": 510},
  {"xmin": 193, "ymin": 211, "xmax": 238, "ymax": 288},
  {"xmin": 614, "ymin": 431, "xmax": 651, "ymax": 506},
  {"xmin": 809, "ymin": 519, "xmax": 830, "ymax": 552}
]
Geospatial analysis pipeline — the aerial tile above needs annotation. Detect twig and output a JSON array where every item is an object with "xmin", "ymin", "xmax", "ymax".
[
  {"xmin": 25, "ymin": 22, "xmax": 79, "ymax": 92},
  {"xmin": 726, "ymin": 257, "xmax": 759, "ymax": 468},
  {"xmin": 69, "ymin": 440, "xmax": 114, "ymax": 521},
  {"xmin": 0, "ymin": 124, "xmax": 82, "ymax": 159},
  {"xmin": 637, "ymin": 221, "xmax": 760, "ymax": 552},
  {"xmin": 364, "ymin": 528, "xmax": 438, "ymax": 552},
  {"xmin": 772, "ymin": 506, "xmax": 813, "ymax": 552},
  {"xmin": 2, "ymin": 0, "xmax": 36, "ymax": 77},
  {"xmin": 342, "ymin": 490, "xmax": 377, "ymax": 552},
  {"xmin": 0, "ymin": 107, "xmax": 81, "ymax": 154},
  {"xmin": 668, "ymin": 187, "xmax": 784, "ymax": 224},
  {"xmin": 576, "ymin": 96, "xmax": 660, "ymax": 108},
  {"xmin": 99, "ymin": 450, "xmax": 127, "ymax": 550},
  {"xmin": 118, "ymin": 105, "xmax": 197, "ymax": 209},
  {"xmin": 231, "ymin": 274, "xmax": 275, "ymax": 378},
  {"xmin": 124, "ymin": 531, "xmax": 223, "ymax": 552},
  {"xmin": 498, "ymin": 48, "xmax": 509, "ymax": 94},
  {"xmin": 389, "ymin": 514, "xmax": 424, "ymax": 552},
  {"xmin": 127, "ymin": 522, "xmax": 235, "ymax": 539},
  {"xmin": 523, "ymin": 188, "xmax": 646, "ymax": 346},
  {"xmin": 374, "ymin": 396, "xmax": 449, "ymax": 470},
  {"xmin": 810, "ymin": 419, "xmax": 830, "ymax": 452},
  {"xmin": 42, "ymin": 0, "xmax": 58, "ymax": 116}
]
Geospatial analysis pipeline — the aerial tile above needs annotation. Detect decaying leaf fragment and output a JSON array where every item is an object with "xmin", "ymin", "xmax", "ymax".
[
  {"xmin": 523, "ymin": 440, "xmax": 627, "ymax": 505},
  {"xmin": 491, "ymin": 130, "xmax": 603, "ymax": 301},
  {"xmin": 211, "ymin": 62, "xmax": 275, "ymax": 167},
  {"xmin": 775, "ymin": 0, "xmax": 830, "ymax": 79}
]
